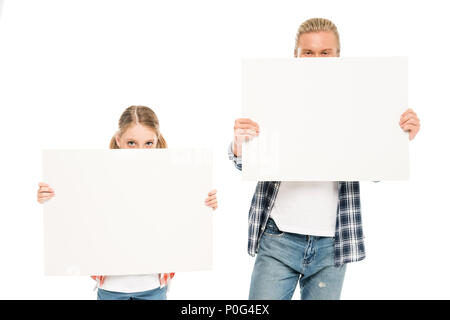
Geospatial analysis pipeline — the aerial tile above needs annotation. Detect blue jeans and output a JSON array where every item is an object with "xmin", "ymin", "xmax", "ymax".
[
  {"xmin": 249, "ymin": 218, "xmax": 346, "ymax": 300},
  {"xmin": 97, "ymin": 286, "xmax": 167, "ymax": 300}
]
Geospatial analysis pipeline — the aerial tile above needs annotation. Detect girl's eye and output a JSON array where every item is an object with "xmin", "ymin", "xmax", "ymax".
[
  {"xmin": 127, "ymin": 141, "xmax": 136, "ymax": 146},
  {"xmin": 145, "ymin": 141, "xmax": 154, "ymax": 146}
]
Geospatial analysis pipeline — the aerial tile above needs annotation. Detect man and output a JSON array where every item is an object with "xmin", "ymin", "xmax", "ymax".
[{"xmin": 228, "ymin": 17, "xmax": 420, "ymax": 300}]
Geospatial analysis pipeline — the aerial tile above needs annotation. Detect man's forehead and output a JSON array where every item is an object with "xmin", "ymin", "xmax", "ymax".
[{"xmin": 298, "ymin": 31, "xmax": 338, "ymax": 49}]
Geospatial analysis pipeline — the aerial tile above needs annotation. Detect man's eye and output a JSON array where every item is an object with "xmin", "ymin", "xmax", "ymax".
[{"xmin": 322, "ymin": 52, "xmax": 329, "ymax": 55}]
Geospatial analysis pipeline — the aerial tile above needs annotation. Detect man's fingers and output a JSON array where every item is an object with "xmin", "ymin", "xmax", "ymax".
[
  {"xmin": 234, "ymin": 124, "xmax": 259, "ymax": 131},
  {"xmin": 235, "ymin": 118, "xmax": 258, "ymax": 126},
  {"xmin": 235, "ymin": 129, "xmax": 259, "ymax": 141},
  {"xmin": 235, "ymin": 119, "xmax": 259, "ymax": 130},
  {"xmin": 235, "ymin": 129, "xmax": 258, "ymax": 136}
]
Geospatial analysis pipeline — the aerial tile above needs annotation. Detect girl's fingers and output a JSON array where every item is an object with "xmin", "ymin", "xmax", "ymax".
[
  {"xmin": 400, "ymin": 118, "xmax": 419, "ymax": 127},
  {"xmin": 38, "ymin": 195, "xmax": 55, "ymax": 203},
  {"xmin": 39, "ymin": 187, "xmax": 54, "ymax": 193},
  {"xmin": 402, "ymin": 124, "xmax": 417, "ymax": 132},
  {"xmin": 208, "ymin": 189, "xmax": 217, "ymax": 196},
  {"xmin": 38, "ymin": 182, "xmax": 52, "ymax": 188},
  {"xmin": 236, "ymin": 118, "xmax": 254, "ymax": 123},
  {"xmin": 39, "ymin": 196, "xmax": 54, "ymax": 201},
  {"xmin": 205, "ymin": 200, "xmax": 218, "ymax": 208},
  {"xmin": 407, "ymin": 126, "xmax": 419, "ymax": 140},
  {"xmin": 39, "ymin": 192, "xmax": 55, "ymax": 198},
  {"xmin": 400, "ymin": 108, "xmax": 415, "ymax": 117},
  {"xmin": 399, "ymin": 114, "xmax": 419, "ymax": 126},
  {"xmin": 400, "ymin": 113, "xmax": 418, "ymax": 124}
]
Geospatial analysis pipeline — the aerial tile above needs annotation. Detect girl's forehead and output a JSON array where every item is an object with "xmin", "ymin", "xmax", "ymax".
[{"xmin": 122, "ymin": 124, "xmax": 158, "ymax": 137}]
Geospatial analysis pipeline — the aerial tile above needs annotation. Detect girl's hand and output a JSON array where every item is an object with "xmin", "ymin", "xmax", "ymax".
[
  {"xmin": 233, "ymin": 118, "xmax": 259, "ymax": 157},
  {"xmin": 399, "ymin": 108, "xmax": 420, "ymax": 140},
  {"xmin": 205, "ymin": 189, "xmax": 218, "ymax": 210},
  {"xmin": 37, "ymin": 182, "xmax": 55, "ymax": 204},
  {"xmin": 159, "ymin": 273, "xmax": 175, "ymax": 288},
  {"xmin": 91, "ymin": 275, "xmax": 106, "ymax": 286}
]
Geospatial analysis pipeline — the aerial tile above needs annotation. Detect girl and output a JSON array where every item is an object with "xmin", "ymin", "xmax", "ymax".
[{"xmin": 37, "ymin": 105, "xmax": 218, "ymax": 300}]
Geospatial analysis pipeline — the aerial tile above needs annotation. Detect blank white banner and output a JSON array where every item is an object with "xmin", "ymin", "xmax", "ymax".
[
  {"xmin": 242, "ymin": 57, "xmax": 409, "ymax": 181},
  {"xmin": 42, "ymin": 149, "xmax": 212, "ymax": 276}
]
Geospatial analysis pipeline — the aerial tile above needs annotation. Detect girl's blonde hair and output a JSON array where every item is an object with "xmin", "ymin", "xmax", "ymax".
[
  {"xmin": 294, "ymin": 18, "xmax": 340, "ymax": 56},
  {"xmin": 110, "ymin": 105, "xmax": 168, "ymax": 149}
]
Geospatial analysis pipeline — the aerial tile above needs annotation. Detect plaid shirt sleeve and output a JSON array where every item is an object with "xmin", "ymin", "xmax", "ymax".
[
  {"xmin": 227, "ymin": 142, "xmax": 366, "ymax": 266},
  {"xmin": 228, "ymin": 142, "xmax": 242, "ymax": 171},
  {"xmin": 334, "ymin": 181, "xmax": 366, "ymax": 266}
]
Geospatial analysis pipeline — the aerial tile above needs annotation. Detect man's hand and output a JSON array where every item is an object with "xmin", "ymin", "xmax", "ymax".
[
  {"xmin": 233, "ymin": 118, "xmax": 260, "ymax": 157},
  {"xmin": 399, "ymin": 108, "xmax": 420, "ymax": 140}
]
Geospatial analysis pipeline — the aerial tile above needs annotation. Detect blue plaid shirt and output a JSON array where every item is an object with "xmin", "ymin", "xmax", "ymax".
[{"xmin": 228, "ymin": 143, "xmax": 366, "ymax": 266}]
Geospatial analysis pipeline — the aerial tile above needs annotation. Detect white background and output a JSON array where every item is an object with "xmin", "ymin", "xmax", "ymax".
[{"xmin": 0, "ymin": 0, "xmax": 448, "ymax": 299}]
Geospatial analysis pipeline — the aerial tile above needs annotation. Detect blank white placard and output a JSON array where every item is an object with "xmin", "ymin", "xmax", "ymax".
[
  {"xmin": 42, "ymin": 149, "xmax": 212, "ymax": 276},
  {"xmin": 242, "ymin": 57, "xmax": 409, "ymax": 181}
]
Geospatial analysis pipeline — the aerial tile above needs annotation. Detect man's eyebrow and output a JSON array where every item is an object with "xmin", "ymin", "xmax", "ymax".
[{"xmin": 300, "ymin": 48, "xmax": 333, "ymax": 52}]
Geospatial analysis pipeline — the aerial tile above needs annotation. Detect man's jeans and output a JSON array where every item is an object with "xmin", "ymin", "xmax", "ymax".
[
  {"xmin": 249, "ymin": 218, "xmax": 346, "ymax": 300},
  {"xmin": 97, "ymin": 286, "xmax": 167, "ymax": 300}
]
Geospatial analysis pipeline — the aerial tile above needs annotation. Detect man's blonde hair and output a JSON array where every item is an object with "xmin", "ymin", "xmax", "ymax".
[{"xmin": 294, "ymin": 18, "xmax": 340, "ymax": 56}]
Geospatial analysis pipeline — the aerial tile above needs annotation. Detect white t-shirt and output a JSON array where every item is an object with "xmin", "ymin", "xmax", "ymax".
[
  {"xmin": 100, "ymin": 274, "xmax": 160, "ymax": 293},
  {"xmin": 270, "ymin": 181, "xmax": 339, "ymax": 237}
]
